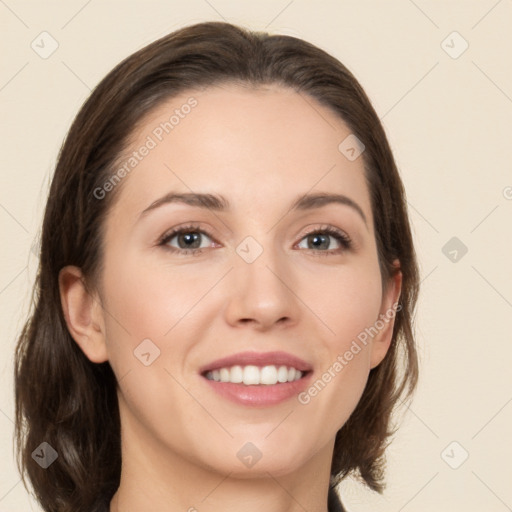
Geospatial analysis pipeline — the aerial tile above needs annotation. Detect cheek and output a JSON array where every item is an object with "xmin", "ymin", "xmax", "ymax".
[
  {"xmin": 99, "ymin": 251, "xmax": 228, "ymax": 401},
  {"xmin": 98, "ymin": 256, "xmax": 209, "ymax": 448},
  {"xmin": 305, "ymin": 257, "xmax": 383, "ymax": 346},
  {"xmin": 297, "ymin": 261, "xmax": 382, "ymax": 417},
  {"xmin": 101, "ymin": 252, "xmax": 211, "ymax": 344}
]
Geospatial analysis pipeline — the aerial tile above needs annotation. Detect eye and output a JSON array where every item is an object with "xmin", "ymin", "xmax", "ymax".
[
  {"xmin": 158, "ymin": 224, "xmax": 352, "ymax": 257},
  {"xmin": 296, "ymin": 226, "xmax": 352, "ymax": 255},
  {"xmin": 158, "ymin": 224, "xmax": 216, "ymax": 255}
]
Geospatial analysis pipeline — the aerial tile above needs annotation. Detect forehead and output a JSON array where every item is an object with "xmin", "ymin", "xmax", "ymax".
[{"xmin": 107, "ymin": 83, "xmax": 373, "ymax": 229}]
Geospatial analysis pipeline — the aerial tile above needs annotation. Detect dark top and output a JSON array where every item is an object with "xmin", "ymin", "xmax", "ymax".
[
  {"xmin": 328, "ymin": 485, "xmax": 347, "ymax": 512},
  {"xmin": 92, "ymin": 485, "xmax": 346, "ymax": 511}
]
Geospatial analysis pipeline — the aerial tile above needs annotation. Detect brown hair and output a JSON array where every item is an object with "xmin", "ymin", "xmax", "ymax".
[{"xmin": 14, "ymin": 21, "xmax": 419, "ymax": 511}]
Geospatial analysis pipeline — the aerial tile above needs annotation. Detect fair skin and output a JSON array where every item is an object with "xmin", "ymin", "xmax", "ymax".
[{"xmin": 59, "ymin": 83, "xmax": 401, "ymax": 512}]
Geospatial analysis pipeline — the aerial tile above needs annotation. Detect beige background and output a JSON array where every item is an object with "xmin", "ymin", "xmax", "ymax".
[{"xmin": 1, "ymin": 1, "xmax": 511, "ymax": 511}]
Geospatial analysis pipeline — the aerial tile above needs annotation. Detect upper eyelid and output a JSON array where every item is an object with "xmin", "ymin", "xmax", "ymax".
[{"xmin": 159, "ymin": 224, "xmax": 216, "ymax": 243}]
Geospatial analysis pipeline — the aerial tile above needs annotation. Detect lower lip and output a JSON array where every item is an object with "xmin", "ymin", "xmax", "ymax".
[{"xmin": 201, "ymin": 373, "xmax": 313, "ymax": 406}]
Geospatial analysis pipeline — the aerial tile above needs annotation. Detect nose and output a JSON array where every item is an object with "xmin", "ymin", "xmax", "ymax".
[{"xmin": 223, "ymin": 241, "xmax": 301, "ymax": 331}]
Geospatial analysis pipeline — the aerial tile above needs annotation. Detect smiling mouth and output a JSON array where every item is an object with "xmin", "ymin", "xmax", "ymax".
[{"xmin": 203, "ymin": 364, "xmax": 309, "ymax": 386}]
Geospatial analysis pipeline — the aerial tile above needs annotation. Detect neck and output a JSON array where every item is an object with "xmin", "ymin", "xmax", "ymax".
[{"xmin": 111, "ymin": 476, "xmax": 330, "ymax": 512}]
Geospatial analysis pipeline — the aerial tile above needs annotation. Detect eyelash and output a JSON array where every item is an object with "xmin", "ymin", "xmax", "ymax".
[{"xmin": 158, "ymin": 223, "xmax": 353, "ymax": 257}]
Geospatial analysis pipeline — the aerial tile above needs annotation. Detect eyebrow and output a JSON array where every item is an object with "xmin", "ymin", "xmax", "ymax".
[{"xmin": 139, "ymin": 191, "xmax": 368, "ymax": 226}]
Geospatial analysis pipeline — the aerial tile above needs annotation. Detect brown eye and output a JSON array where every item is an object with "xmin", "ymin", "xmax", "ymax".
[{"xmin": 159, "ymin": 224, "xmax": 216, "ymax": 255}]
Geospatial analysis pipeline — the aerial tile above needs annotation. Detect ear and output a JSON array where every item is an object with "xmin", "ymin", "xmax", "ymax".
[
  {"xmin": 58, "ymin": 265, "xmax": 108, "ymax": 363},
  {"xmin": 369, "ymin": 259, "xmax": 402, "ymax": 369}
]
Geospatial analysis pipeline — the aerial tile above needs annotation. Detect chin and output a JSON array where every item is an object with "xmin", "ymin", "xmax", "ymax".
[
  {"xmin": 196, "ymin": 438, "xmax": 314, "ymax": 479},
  {"xmin": 216, "ymin": 457, "xmax": 307, "ymax": 480}
]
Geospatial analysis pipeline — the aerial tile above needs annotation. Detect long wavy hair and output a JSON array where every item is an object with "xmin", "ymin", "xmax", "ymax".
[{"xmin": 14, "ymin": 21, "xmax": 419, "ymax": 512}]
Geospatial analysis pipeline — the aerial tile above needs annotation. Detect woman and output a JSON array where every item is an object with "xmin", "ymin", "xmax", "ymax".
[{"xmin": 14, "ymin": 21, "xmax": 419, "ymax": 512}]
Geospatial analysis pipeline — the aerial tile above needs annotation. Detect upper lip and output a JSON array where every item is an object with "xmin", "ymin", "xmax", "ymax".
[{"xmin": 199, "ymin": 351, "xmax": 313, "ymax": 374}]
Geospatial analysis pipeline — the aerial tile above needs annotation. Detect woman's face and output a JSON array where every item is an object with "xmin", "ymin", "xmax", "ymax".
[{"xmin": 85, "ymin": 84, "xmax": 401, "ymax": 478}]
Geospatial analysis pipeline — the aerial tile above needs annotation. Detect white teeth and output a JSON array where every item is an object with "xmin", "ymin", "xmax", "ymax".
[
  {"xmin": 260, "ymin": 365, "xmax": 278, "ymax": 385},
  {"xmin": 277, "ymin": 365, "xmax": 289, "ymax": 383},
  {"xmin": 205, "ymin": 365, "xmax": 304, "ymax": 385},
  {"xmin": 243, "ymin": 365, "xmax": 260, "ymax": 385},
  {"xmin": 230, "ymin": 365, "xmax": 243, "ymax": 383}
]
